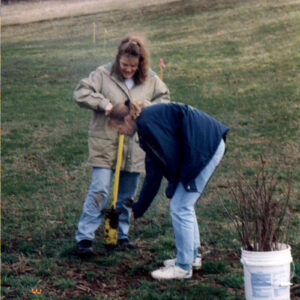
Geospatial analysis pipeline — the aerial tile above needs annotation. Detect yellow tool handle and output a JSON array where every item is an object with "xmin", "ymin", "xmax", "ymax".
[{"xmin": 111, "ymin": 134, "xmax": 124, "ymax": 209}]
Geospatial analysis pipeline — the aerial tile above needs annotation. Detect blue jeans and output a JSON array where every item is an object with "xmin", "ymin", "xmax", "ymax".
[
  {"xmin": 75, "ymin": 168, "xmax": 140, "ymax": 242},
  {"xmin": 170, "ymin": 139, "xmax": 225, "ymax": 268}
]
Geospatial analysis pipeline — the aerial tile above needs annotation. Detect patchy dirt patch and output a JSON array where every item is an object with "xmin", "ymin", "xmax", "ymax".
[{"xmin": 2, "ymin": 0, "xmax": 176, "ymax": 25}]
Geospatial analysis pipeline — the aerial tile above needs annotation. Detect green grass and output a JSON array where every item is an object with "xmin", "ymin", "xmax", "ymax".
[{"xmin": 2, "ymin": 0, "xmax": 300, "ymax": 299}]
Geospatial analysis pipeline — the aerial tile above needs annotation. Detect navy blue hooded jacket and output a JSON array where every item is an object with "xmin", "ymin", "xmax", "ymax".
[{"xmin": 132, "ymin": 103, "xmax": 229, "ymax": 218}]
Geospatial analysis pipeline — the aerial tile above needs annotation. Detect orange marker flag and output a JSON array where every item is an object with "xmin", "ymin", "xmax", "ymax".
[
  {"xmin": 104, "ymin": 28, "xmax": 108, "ymax": 48},
  {"xmin": 160, "ymin": 58, "xmax": 166, "ymax": 81},
  {"xmin": 93, "ymin": 22, "xmax": 96, "ymax": 43}
]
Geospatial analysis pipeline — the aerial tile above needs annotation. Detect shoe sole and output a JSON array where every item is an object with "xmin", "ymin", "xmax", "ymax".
[
  {"xmin": 151, "ymin": 270, "xmax": 192, "ymax": 280},
  {"xmin": 163, "ymin": 262, "xmax": 201, "ymax": 270}
]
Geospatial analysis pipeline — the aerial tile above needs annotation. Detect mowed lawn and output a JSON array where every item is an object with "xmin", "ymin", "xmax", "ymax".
[{"xmin": 2, "ymin": 0, "xmax": 300, "ymax": 299}]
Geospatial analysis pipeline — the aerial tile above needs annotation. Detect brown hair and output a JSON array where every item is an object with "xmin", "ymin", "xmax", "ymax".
[
  {"xmin": 108, "ymin": 99, "xmax": 144, "ymax": 124},
  {"xmin": 111, "ymin": 34, "xmax": 150, "ymax": 84}
]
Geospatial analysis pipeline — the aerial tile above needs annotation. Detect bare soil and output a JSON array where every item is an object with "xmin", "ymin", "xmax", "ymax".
[{"xmin": 1, "ymin": 0, "xmax": 176, "ymax": 26}]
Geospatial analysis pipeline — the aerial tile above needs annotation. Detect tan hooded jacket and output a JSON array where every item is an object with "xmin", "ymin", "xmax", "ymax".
[{"xmin": 74, "ymin": 63, "xmax": 170, "ymax": 173}]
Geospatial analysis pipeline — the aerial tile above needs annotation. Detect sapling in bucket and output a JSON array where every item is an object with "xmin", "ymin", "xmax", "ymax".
[{"xmin": 220, "ymin": 156, "xmax": 294, "ymax": 300}]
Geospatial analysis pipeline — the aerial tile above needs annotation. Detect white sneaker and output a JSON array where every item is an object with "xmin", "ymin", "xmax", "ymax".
[
  {"xmin": 151, "ymin": 265, "xmax": 192, "ymax": 280},
  {"xmin": 164, "ymin": 255, "xmax": 202, "ymax": 270}
]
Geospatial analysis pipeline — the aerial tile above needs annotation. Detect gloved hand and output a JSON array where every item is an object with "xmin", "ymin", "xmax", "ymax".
[
  {"xmin": 125, "ymin": 198, "xmax": 136, "ymax": 220},
  {"xmin": 125, "ymin": 198, "xmax": 135, "ymax": 208}
]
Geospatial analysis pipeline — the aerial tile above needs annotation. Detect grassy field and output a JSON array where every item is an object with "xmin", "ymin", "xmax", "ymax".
[{"xmin": 2, "ymin": 0, "xmax": 300, "ymax": 299}]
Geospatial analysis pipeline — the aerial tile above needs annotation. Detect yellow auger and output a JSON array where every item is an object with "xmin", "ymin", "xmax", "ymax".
[{"xmin": 103, "ymin": 134, "xmax": 125, "ymax": 249}]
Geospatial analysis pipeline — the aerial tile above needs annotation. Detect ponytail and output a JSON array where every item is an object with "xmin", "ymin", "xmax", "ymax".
[{"xmin": 127, "ymin": 99, "xmax": 144, "ymax": 120}]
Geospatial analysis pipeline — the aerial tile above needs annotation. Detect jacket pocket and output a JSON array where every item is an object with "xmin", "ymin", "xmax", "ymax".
[
  {"xmin": 88, "ymin": 136, "xmax": 117, "ymax": 167},
  {"xmin": 89, "ymin": 112, "xmax": 118, "ymax": 140}
]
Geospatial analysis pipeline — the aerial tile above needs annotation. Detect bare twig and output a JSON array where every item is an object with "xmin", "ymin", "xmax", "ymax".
[{"xmin": 219, "ymin": 156, "xmax": 293, "ymax": 251}]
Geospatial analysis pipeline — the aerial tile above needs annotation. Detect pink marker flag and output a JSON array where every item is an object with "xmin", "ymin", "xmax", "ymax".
[
  {"xmin": 159, "ymin": 58, "xmax": 166, "ymax": 80},
  {"xmin": 160, "ymin": 58, "xmax": 166, "ymax": 69}
]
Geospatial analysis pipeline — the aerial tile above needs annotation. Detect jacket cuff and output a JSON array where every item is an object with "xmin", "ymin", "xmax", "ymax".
[
  {"xmin": 98, "ymin": 97, "xmax": 111, "ymax": 111},
  {"xmin": 165, "ymin": 181, "xmax": 178, "ymax": 198}
]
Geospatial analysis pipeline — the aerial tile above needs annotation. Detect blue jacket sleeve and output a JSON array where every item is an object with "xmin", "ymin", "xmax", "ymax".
[{"xmin": 132, "ymin": 155, "xmax": 163, "ymax": 219}]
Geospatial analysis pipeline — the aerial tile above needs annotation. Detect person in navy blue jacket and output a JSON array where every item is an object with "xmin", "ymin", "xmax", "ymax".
[{"xmin": 108, "ymin": 100, "xmax": 229, "ymax": 280}]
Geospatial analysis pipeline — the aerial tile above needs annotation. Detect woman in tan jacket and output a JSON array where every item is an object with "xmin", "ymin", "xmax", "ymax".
[{"xmin": 74, "ymin": 34, "xmax": 170, "ymax": 254}]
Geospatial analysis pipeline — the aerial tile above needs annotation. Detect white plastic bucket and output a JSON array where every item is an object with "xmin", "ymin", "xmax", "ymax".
[{"xmin": 241, "ymin": 243, "xmax": 293, "ymax": 300}]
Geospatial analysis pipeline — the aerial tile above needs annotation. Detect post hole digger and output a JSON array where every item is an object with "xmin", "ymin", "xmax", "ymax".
[{"xmin": 102, "ymin": 133, "xmax": 125, "ymax": 250}]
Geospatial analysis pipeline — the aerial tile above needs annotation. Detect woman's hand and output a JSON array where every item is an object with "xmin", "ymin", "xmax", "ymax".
[
  {"xmin": 105, "ymin": 103, "xmax": 113, "ymax": 116},
  {"xmin": 125, "ymin": 198, "xmax": 135, "ymax": 220}
]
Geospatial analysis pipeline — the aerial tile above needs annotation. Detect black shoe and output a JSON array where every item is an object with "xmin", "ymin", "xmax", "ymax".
[
  {"xmin": 118, "ymin": 238, "xmax": 135, "ymax": 249},
  {"xmin": 76, "ymin": 240, "xmax": 93, "ymax": 255}
]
